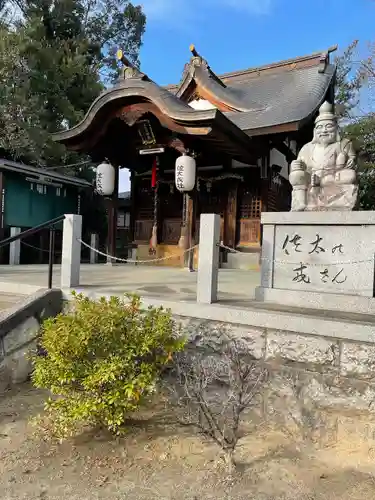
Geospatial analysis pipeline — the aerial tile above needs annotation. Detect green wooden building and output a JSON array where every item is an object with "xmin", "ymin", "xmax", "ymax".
[{"xmin": 0, "ymin": 159, "xmax": 92, "ymax": 264}]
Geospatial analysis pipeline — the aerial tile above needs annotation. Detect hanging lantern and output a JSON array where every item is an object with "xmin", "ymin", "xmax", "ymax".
[
  {"xmin": 175, "ymin": 153, "xmax": 196, "ymax": 192},
  {"xmin": 96, "ymin": 160, "xmax": 115, "ymax": 196}
]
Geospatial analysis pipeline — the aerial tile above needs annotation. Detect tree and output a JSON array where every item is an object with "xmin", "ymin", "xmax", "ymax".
[
  {"xmin": 334, "ymin": 40, "xmax": 366, "ymax": 118},
  {"xmin": 7, "ymin": 0, "xmax": 146, "ymax": 82},
  {"xmin": 167, "ymin": 333, "xmax": 267, "ymax": 475},
  {"xmin": 0, "ymin": 0, "xmax": 146, "ymax": 166},
  {"xmin": 344, "ymin": 114, "xmax": 375, "ymax": 209},
  {"xmin": 81, "ymin": 0, "xmax": 146, "ymax": 83}
]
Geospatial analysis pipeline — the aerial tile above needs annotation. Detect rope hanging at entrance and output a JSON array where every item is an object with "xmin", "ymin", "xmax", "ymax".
[{"xmin": 149, "ymin": 156, "xmax": 159, "ymax": 253}]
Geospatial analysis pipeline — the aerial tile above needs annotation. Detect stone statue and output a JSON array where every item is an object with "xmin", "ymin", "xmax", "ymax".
[{"xmin": 289, "ymin": 101, "xmax": 358, "ymax": 211}]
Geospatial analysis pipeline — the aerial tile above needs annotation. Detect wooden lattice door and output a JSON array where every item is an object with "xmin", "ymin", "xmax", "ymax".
[{"xmin": 237, "ymin": 187, "xmax": 262, "ymax": 247}]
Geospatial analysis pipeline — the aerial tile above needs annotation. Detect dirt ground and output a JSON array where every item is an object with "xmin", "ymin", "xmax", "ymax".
[{"xmin": 1, "ymin": 384, "xmax": 375, "ymax": 500}]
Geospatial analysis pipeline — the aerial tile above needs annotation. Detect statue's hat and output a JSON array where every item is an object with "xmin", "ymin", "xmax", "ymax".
[{"xmin": 315, "ymin": 101, "xmax": 337, "ymax": 124}]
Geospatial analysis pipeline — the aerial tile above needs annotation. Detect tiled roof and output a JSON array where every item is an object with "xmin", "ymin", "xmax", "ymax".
[
  {"xmin": 166, "ymin": 48, "xmax": 336, "ymax": 133},
  {"xmin": 224, "ymin": 64, "xmax": 335, "ymax": 133},
  {"xmin": 0, "ymin": 159, "xmax": 92, "ymax": 188}
]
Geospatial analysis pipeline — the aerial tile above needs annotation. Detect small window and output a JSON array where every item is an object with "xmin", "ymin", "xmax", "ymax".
[
  {"xmin": 30, "ymin": 183, "xmax": 34, "ymax": 191},
  {"xmin": 63, "ymin": 189, "xmax": 67, "ymax": 197},
  {"xmin": 56, "ymin": 187, "xmax": 61, "ymax": 196},
  {"xmin": 36, "ymin": 184, "xmax": 47, "ymax": 194}
]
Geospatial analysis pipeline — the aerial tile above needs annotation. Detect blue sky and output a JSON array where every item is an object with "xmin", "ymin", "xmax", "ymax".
[{"xmin": 119, "ymin": 0, "xmax": 374, "ymax": 191}]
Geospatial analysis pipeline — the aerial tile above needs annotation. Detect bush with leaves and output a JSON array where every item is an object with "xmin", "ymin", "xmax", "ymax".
[{"xmin": 32, "ymin": 293, "xmax": 186, "ymax": 440}]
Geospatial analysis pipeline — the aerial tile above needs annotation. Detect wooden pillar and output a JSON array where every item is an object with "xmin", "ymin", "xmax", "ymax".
[
  {"xmin": 224, "ymin": 180, "xmax": 239, "ymax": 248},
  {"xmin": 178, "ymin": 192, "xmax": 188, "ymax": 250},
  {"xmin": 129, "ymin": 171, "xmax": 136, "ymax": 242},
  {"xmin": 260, "ymin": 153, "xmax": 269, "ymax": 213},
  {"xmin": 106, "ymin": 165, "xmax": 119, "ymax": 264},
  {"xmin": 186, "ymin": 191, "xmax": 196, "ymax": 270},
  {"xmin": 260, "ymin": 152, "xmax": 270, "ymax": 248}
]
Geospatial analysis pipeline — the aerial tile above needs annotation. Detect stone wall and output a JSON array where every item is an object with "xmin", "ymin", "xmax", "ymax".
[
  {"xmin": 0, "ymin": 289, "xmax": 63, "ymax": 393},
  {"xmin": 175, "ymin": 315, "xmax": 375, "ymax": 446}
]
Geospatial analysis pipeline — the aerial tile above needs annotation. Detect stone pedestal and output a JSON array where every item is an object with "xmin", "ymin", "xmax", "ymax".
[
  {"xmin": 197, "ymin": 213, "xmax": 220, "ymax": 304},
  {"xmin": 256, "ymin": 212, "xmax": 375, "ymax": 313},
  {"xmin": 61, "ymin": 214, "xmax": 82, "ymax": 288},
  {"xmin": 9, "ymin": 227, "xmax": 21, "ymax": 265}
]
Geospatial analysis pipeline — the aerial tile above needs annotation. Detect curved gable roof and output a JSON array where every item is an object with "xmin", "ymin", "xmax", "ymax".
[{"xmin": 166, "ymin": 46, "xmax": 337, "ymax": 133}]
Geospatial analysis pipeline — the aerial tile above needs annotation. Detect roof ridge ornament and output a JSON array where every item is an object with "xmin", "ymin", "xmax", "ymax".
[{"xmin": 116, "ymin": 49, "xmax": 145, "ymax": 80}]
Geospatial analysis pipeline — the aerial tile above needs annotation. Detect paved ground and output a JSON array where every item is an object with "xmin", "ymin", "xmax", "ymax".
[
  {"xmin": 0, "ymin": 264, "xmax": 261, "ymax": 302},
  {"xmin": 0, "ymin": 292, "xmax": 24, "ymax": 311}
]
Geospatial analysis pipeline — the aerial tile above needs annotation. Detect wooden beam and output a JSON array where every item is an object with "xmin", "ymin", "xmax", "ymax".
[{"xmin": 270, "ymin": 140, "xmax": 297, "ymax": 163}]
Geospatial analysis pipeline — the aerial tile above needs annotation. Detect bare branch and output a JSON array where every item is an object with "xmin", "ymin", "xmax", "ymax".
[{"xmin": 165, "ymin": 334, "xmax": 268, "ymax": 475}]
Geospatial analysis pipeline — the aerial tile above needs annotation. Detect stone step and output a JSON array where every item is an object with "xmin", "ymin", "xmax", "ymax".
[{"xmin": 222, "ymin": 251, "xmax": 260, "ymax": 270}]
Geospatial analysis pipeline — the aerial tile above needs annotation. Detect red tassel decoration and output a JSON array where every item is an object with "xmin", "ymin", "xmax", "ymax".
[{"xmin": 151, "ymin": 158, "xmax": 157, "ymax": 188}]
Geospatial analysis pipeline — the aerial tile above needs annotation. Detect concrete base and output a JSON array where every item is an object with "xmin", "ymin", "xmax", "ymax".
[
  {"xmin": 259, "ymin": 211, "xmax": 375, "ymax": 304},
  {"xmin": 255, "ymin": 286, "xmax": 375, "ymax": 316},
  {"xmin": 222, "ymin": 250, "xmax": 260, "ymax": 270}
]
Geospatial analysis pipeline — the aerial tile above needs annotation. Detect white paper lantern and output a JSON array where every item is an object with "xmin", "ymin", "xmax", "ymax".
[
  {"xmin": 96, "ymin": 161, "xmax": 115, "ymax": 196},
  {"xmin": 175, "ymin": 154, "xmax": 196, "ymax": 192}
]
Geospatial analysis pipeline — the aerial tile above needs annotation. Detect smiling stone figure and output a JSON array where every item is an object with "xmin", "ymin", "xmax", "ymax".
[{"xmin": 289, "ymin": 101, "xmax": 358, "ymax": 211}]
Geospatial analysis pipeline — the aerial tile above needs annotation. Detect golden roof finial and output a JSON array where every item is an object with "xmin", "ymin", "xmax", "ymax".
[
  {"xmin": 116, "ymin": 48, "xmax": 143, "ymax": 80},
  {"xmin": 189, "ymin": 44, "xmax": 199, "ymax": 57}
]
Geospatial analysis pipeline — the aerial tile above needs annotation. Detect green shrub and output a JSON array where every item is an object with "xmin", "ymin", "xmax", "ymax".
[{"xmin": 32, "ymin": 292, "xmax": 185, "ymax": 440}]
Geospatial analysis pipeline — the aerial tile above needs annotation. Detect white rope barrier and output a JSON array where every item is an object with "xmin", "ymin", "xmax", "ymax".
[
  {"xmin": 78, "ymin": 238, "xmax": 199, "ymax": 265},
  {"xmin": 218, "ymin": 243, "xmax": 373, "ymax": 267},
  {"xmin": 21, "ymin": 240, "xmax": 62, "ymax": 254}
]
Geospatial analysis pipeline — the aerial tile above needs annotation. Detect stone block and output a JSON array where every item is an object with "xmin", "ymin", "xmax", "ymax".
[
  {"xmin": 230, "ymin": 325, "xmax": 266, "ymax": 359},
  {"xmin": 341, "ymin": 342, "xmax": 375, "ymax": 379},
  {"xmin": 266, "ymin": 329, "xmax": 338, "ymax": 368},
  {"xmin": 3, "ymin": 316, "xmax": 40, "ymax": 355},
  {"xmin": 176, "ymin": 316, "xmax": 266, "ymax": 359},
  {"xmin": 4, "ymin": 343, "xmax": 36, "ymax": 384},
  {"xmin": 260, "ymin": 211, "xmax": 375, "ymax": 298},
  {"xmin": 0, "ymin": 363, "xmax": 12, "ymax": 394},
  {"xmin": 265, "ymin": 370, "xmax": 339, "ymax": 446}
]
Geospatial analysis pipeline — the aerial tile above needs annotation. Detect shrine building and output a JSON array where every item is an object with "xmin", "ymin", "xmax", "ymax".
[{"xmin": 53, "ymin": 45, "xmax": 337, "ymax": 267}]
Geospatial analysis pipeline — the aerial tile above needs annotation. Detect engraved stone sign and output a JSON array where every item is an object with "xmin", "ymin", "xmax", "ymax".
[
  {"xmin": 258, "ymin": 212, "xmax": 375, "ymax": 301},
  {"xmin": 273, "ymin": 225, "xmax": 374, "ymax": 296}
]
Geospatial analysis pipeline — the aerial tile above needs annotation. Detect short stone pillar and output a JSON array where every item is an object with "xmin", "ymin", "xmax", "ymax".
[
  {"xmin": 256, "ymin": 211, "xmax": 375, "ymax": 313},
  {"xmin": 9, "ymin": 227, "xmax": 21, "ymax": 265},
  {"xmin": 197, "ymin": 213, "xmax": 220, "ymax": 304},
  {"xmin": 90, "ymin": 233, "xmax": 99, "ymax": 264},
  {"xmin": 61, "ymin": 214, "xmax": 82, "ymax": 288}
]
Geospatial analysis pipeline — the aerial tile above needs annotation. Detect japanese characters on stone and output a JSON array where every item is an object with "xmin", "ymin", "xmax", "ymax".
[{"xmin": 282, "ymin": 233, "xmax": 347, "ymax": 286}]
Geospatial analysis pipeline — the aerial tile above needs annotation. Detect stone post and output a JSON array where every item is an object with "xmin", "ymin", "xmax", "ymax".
[
  {"xmin": 90, "ymin": 233, "xmax": 99, "ymax": 264},
  {"xmin": 197, "ymin": 213, "xmax": 220, "ymax": 304},
  {"xmin": 61, "ymin": 214, "xmax": 82, "ymax": 288},
  {"xmin": 9, "ymin": 227, "xmax": 21, "ymax": 265}
]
